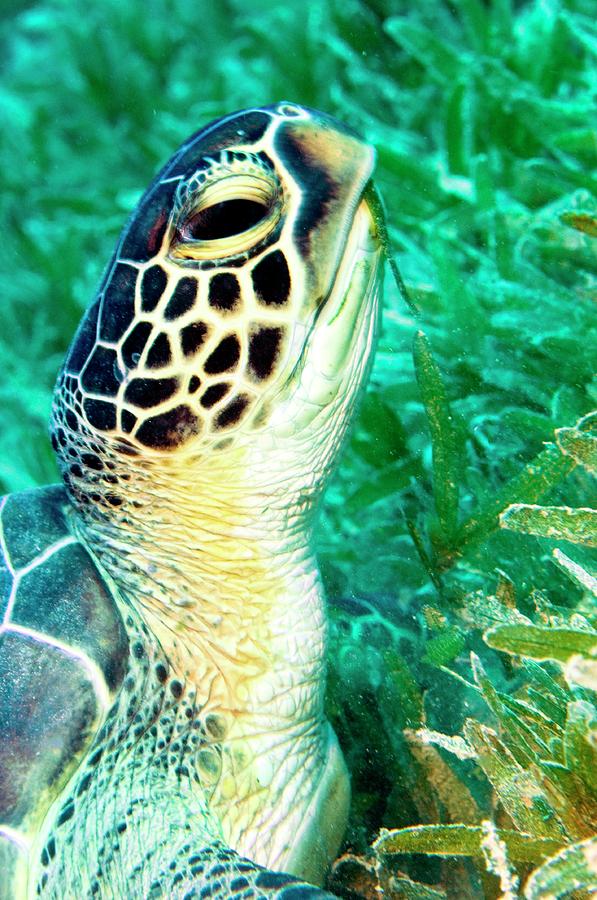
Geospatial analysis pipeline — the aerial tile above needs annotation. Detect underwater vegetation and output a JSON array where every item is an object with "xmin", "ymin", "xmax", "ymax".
[{"xmin": 0, "ymin": 0, "xmax": 595, "ymax": 897}]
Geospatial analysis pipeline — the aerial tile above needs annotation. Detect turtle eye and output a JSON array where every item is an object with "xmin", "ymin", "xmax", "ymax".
[
  {"xmin": 172, "ymin": 173, "xmax": 282, "ymax": 261},
  {"xmin": 185, "ymin": 198, "xmax": 268, "ymax": 241}
]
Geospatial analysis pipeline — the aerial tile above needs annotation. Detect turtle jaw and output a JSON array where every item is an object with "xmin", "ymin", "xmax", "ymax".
[{"xmin": 258, "ymin": 192, "xmax": 383, "ymax": 478}]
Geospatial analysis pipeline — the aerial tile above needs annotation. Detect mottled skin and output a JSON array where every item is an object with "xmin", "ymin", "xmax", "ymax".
[{"xmin": 0, "ymin": 103, "xmax": 383, "ymax": 898}]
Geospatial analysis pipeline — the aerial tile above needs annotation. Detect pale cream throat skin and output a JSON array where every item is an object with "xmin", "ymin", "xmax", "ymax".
[{"xmin": 51, "ymin": 107, "xmax": 385, "ymax": 886}]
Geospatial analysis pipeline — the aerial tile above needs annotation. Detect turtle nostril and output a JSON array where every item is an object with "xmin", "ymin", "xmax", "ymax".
[{"xmin": 184, "ymin": 198, "xmax": 269, "ymax": 241}]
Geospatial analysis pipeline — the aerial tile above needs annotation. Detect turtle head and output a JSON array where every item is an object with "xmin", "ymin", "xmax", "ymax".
[{"xmin": 51, "ymin": 102, "xmax": 383, "ymax": 510}]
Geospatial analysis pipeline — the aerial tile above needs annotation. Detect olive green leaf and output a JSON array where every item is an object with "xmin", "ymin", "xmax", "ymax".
[
  {"xmin": 412, "ymin": 330, "xmax": 460, "ymax": 542},
  {"xmin": 470, "ymin": 653, "xmax": 555, "ymax": 766},
  {"xmin": 462, "ymin": 720, "xmax": 568, "ymax": 840},
  {"xmin": 422, "ymin": 627, "xmax": 466, "ymax": 668},
  {"xmin": 384, "ymin": 18, "xmax": 463, "ymax": 82},
  {"xmin": 500, "ymin": 504, "xmax": 597, "ymax": 547},
  {"xmin": 454, "ymin": 444, "xmax": 577, "ymax": 555},
  {"xmin": 551, "ymin": 549, "xmax": 597, "ymax": 596},
  {"xmin": 373, "ymin": 823, "xmax": 562, "ymax": 864},
  {"xmin": 404, "ymin": 730, "xmax": 480, "ymax": 824},
  {"xmin": 485, "ymin": 623, "xmax": 597, "ymax": 665},
  {"xmin": 559, "ymin": 211, "xmax": 597, "ymax": 238},
  {"xmin": 555, "ymin": 425, "xmax": 597, "ymax": 474}
]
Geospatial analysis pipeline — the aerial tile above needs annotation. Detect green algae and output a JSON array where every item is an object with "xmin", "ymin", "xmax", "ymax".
[{"xmin": 0, "ymin": 0, "xmax": 595, "ymax": 897}]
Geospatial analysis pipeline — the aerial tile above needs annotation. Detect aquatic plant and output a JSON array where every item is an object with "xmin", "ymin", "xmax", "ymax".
[{"xmin": 0, "ymin": 0, "xmax": 595, "ymax": 896}]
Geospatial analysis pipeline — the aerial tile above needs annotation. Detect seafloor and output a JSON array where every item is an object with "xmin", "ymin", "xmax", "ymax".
[{"xmin": 0, "ymin": 0, "xmax": 595, "ymax": 897}]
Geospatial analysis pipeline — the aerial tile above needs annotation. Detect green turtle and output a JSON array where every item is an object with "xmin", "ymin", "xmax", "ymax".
[{"xmin": 0, "ymin": 101, "xmax": 384, "ymax": 898}]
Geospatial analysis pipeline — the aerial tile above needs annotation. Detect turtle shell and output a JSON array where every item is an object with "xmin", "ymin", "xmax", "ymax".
[{"xmin": 0, "ymin": 484, "xmax": 128, "ymax": 897}]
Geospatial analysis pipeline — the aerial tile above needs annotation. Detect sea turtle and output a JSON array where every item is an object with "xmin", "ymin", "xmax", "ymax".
[{"xmin": 0, "ymin": 102, "xmax": 384, "ymax": 898}]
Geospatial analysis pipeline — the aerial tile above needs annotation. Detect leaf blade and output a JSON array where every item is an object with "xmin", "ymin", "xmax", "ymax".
[{"xmin": 374, "ymin": 823, "xmax": 563, "ymax": 864}]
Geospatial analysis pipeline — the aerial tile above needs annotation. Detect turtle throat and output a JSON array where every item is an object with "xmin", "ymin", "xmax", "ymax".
[{"xmin": 67, "ymin": 455, "xmax": 344, "ymax": 877}]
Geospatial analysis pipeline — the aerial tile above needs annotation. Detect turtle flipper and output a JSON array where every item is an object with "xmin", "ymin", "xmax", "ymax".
[{"xmin": 0, "ymin": 486, "xmax": 128, "ymax": 898}]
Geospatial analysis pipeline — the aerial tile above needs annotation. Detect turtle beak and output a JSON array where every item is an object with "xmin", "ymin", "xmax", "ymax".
[{"xmin": 274, "ymin": 111, "xmax": 376, "ymax": 310}]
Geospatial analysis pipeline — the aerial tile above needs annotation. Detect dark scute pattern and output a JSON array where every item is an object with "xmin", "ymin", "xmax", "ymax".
[
  {"xmin": 0, "ymin": 633, "xmax": 99, "ymax": 827},
  {"xmin": 55, "ymin": 801, "xmax": 75, "ymax": 827},
  {"xmin": 164, "ymin": 277, "xmax": 198, "ymax": 321},
  {"xmin": 81, "ymin": 453, "xmax": 103, "ymax": 471},
  {"xmin": 208, "ymin": 273, "xmax": 240, "ymax": 312},
  {"xmin": 249, "ymin": 327, "xmax": 283, "ymax": 380},
  {"xmin": 65, "ymin": 410, "xmax": 78, "ymax": 432},
  {"xmin": 120, "ymin": 180, "xmax": 177, "ymax": 263},
  {"xmin": 121, "ymin": 410, "xmax": 137, "ymax": 433},
  {"xmin": 170, "ymin": 680, "xmax": 183, "ymax": 699},
  {"xmin": 135, "ymin": 404, "xmax": 199, "ymax": 449},
  {"xmin": 274, "ymin": 128, "xmax": 337, "ymax": 255},
  {"xmin": 1, "ymin": 485, "xmax": 68, "ymax": 573},
  {"xmin": 81, "ymin": 346, "xmax": 121, "ymax": 396},
  {"xmin": 188, "ymin": 375, "xmax": 202, "ymax": 394},
  {"xmin": 166, "ymin": 111, "xmax": 271, "ymax": 179},
  {"xmin": 181, "ymin": 322, "xmax": 209, "ymax": 357},
  {"xmin": 117, "ymin": 834, "xmax": 338, "ymax": 899},
  {"xmin": 200, "ymin": 383, "xmax": 230, "ymax": 409},
  {"xmin": 252, "ymin": 251, "xmax": 291, "ymax": 306},
  {"xmin": 204, "ymin": 335, "xmax": 240, "ymax": 375},
  {"xmin": 65, "ymin": 299, "xmax": 100, "ymax": 374},
  {"xmin": 146, "ymin": 333, "xmax": 172, "ymax": 369},
  {"xmin": 122, "ymin": 322, "xmax": 152, "ymax": 370},
  {"xmin": 99, "ymin": 263, "xmax": 138, "ymax": 342},
  {"xmin": 83, "ymin": 398, "xmax": 117, "ymax": 431},
  {"xmin": 214, "ymin": 394, "xmax": 249, "ymax": 429},
  {"xmin": 125, "ymin": 377, "xmax": 179, "ymax": 409},
  {"xmin": 141, "ymin": 264, "xmax": 168, "ymax": 312},
  {"xmin": 255, "ymin": 872, "xmax": 297, "ymax": 889}
]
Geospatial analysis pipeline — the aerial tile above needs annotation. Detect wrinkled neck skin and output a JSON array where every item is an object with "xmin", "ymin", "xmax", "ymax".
[
  {"xmin": 79, "ymin": 428, "xmax": 331, "ymax": 716},
  {"xmin": 65, "ymin": 406, "xmax": 352, "ymax": 882}
]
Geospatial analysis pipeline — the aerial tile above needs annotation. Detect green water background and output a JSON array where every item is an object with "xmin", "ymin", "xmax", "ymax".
[{"xmin": 0, "ymin": 0, "xmax": 595, "ymax": 894}]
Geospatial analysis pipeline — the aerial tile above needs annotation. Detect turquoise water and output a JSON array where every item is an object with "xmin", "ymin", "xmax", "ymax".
[{"xmin": 0, "ymin": 1, "xmax": 595, "ymax": 896}]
